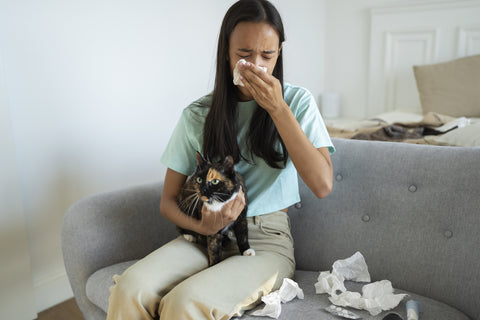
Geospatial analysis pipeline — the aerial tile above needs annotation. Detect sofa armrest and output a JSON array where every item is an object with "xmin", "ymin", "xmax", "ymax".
[{"xmin": 61, "ymin": 182, "xmax": 178, "ymax": 318}]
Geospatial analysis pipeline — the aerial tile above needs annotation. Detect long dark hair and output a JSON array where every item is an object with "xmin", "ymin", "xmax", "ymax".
[{"xmin": 202, "ymin": 0, "xmax": 287, "ymax": 169}]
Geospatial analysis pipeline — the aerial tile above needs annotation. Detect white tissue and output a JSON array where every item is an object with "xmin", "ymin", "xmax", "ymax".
[
  {"xmin": 250, "ymin": 278, "xmax": 304, "ymax": 319},
  {"xmin": 329, "ymin": 291, "xmax": 364, "ymax": 309},
  {"xmin": 332, "ymin": 251, "xmax": 371, "ymax": 282},
  {"xmin": 329, "ymin": 280, "xmax": 407, "ymax": 316},
  {"xmin": 252, "ymin": 292, "xmax": 282, "ymax": 319},
  {"xmin": 315, "ymin": 252, "xmax": 407, "ymax": 316},
  {"xmin": 233, "ymin": 58, "xmax": 267, "ymax": 87},
  {"xmin": 363, "ymin": 281, "xmax": 408, "ymax": 312},
  {"xmin": 233, "ymin": 59, "xmax": 246, "ymax": 86},
  {"xmin": 278, "ymin": 278, "xmax": 304, "ymax": 302},
  {"xmin": 315, "ymin": 271, "xmax": 346, "ymax": 295}
]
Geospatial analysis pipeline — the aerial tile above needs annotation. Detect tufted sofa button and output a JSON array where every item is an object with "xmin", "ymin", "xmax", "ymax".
[
  {"xmin": 335, "ymin": 174, "xmax": 343, "ymax": 181},
  {"xmin": 444, "ymin": 230, "xmax": 453, "ymax": 239},
  {"xmin": 362, "ymin": 214, "xmax": 370, "ymax": 222},
  {"xmin": 295, "ymin": 202, "xmax": 302, "ymax": 209},
  {"xmin": 408, "ymin": 185, "xmax": 417, "ymax": 193}
]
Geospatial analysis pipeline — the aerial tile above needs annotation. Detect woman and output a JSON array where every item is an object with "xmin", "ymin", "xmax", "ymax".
[{"xmin": 107, "ymin": 0, "xmax": 334, "ymax": 319}]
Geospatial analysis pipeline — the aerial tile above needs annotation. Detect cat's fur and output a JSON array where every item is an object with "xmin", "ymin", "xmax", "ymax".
[{"xmin": 177, "ymin": 152, "xmax": 255, "ymax": 266}]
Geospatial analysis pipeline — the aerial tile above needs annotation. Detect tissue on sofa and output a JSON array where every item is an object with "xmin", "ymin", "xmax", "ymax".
[
  {"xmin": 332, "ymin": 251, "xmax": 371, "ymax": 282},
  {"xmin": 315, "ymin": 271, "xmax": 346, "ymax": 295},
  {"xmin": 329, "ymin": 280, "xmax": 408, "ymax": 316},
  {"xmin": 315, "ymin": 252, "xmax": 407, "ymax": 316},
  {"xmin": 250, "ymin": 278, "xmax": 304, "ymax": 319}
]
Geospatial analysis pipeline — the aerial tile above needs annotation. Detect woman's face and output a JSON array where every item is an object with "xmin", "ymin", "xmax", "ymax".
[{"xmin": 228, "ymin": 21, "xmax": 281, "ymax": 100}]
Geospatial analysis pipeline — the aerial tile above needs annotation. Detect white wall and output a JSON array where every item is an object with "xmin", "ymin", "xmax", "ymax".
[
  {"xmin": 324, "ymin": 0, "xmax": 439, "ymax": 118},
  {"xmin": 280, "ymin": 0, "xmax": 326, "ymax": 97},
  {"xmin": 0, "ymin": 0, "xmax": 326, "ymax": 313},
  {"xmin": 0, "ymin": 53, "xmax": 37, "ymax": 320}
]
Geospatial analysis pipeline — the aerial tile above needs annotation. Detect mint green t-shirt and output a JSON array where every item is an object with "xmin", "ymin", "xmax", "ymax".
[{"xmin": 160, "ymin": 83, "xmax": 334, "ymax": 217}]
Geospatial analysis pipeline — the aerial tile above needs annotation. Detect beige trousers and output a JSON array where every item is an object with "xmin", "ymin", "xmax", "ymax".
[{"xmin": 106, "ymin": 211, "xmax": 295, "ymax": 320}]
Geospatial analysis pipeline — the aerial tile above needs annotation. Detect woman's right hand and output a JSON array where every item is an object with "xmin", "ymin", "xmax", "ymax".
[{"xmin": 198, "ymin": 188, "xmax": 246, "ymax": 235}]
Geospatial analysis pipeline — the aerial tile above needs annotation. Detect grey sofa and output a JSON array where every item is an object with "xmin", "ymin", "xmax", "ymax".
[{"xmin": 62, "ymin": 138, "xmax": 480, "ymax": 320}]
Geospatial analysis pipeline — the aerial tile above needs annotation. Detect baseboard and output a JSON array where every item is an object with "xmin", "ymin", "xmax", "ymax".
[{"xmin": 34, "ymin": 271, "xmax": 74, "ymax": 312}]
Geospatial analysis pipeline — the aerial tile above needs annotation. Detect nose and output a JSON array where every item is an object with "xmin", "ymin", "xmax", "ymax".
[
  {"xmin": 245, "ymin": 54, "xmax": 263, "ymax": 68},
  {"xmin": 253, "ymin": 54, "xmax": 262, "ymax": 66}
]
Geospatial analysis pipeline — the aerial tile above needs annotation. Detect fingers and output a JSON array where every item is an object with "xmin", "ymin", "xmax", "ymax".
[
  {"xmin": 229, "ymin": 191, "xmax": 245, "ymax": 218},
  {"xmin": 239, "ymin": 72, "xmax": 259, "ymax": 98},
  {"xmin": 238, "ymin": 63, "xmax": 283, "ymax": 113},
  {"xmin": 222, "ymin": 190, "xmax": 245, "ymax": 220},
  {"xmin": 200, "ymin": 190, "xmax": 246, "ymax": 235},
  {"xmin": 239, "ymin": 62, "xmax": 272, "ymax": 87}
]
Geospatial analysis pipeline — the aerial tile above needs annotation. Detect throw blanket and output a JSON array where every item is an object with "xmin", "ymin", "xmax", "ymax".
[
  {"xmin": 351, "ymin": 124, "xmax": 452, "ymax": 141},
  {"xmin": 327, "ymin": 112, "xmax": 459, "ymax": 145}
]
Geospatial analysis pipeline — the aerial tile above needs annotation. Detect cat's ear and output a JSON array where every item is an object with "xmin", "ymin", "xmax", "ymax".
[
  {"xmin": 196, "ymin": 151, "xmax": 206, "ymax": 166},
  {"xmin": 223, "ymin": 155, "xmax": 234, "ymax": 173}
]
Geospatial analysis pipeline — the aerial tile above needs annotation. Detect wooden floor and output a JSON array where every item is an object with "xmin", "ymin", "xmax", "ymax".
[{"xmin": 36, "ymin": 298, "xmax": 84, "ymax": 320}]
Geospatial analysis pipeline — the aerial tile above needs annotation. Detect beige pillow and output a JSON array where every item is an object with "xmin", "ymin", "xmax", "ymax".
[
  {"xmin": 413, "ymin": 55, "xmax": 480, "ymax": 117},
  {"xmin": 425, "ymin": 122, "xmax": 480, "ymax": 147}
]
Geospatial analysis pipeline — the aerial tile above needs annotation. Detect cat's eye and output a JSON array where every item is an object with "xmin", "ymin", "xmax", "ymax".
[
  {"xmin": 211, "ymin": 179, "xmax": 220, "ymax": 185},
  {"xmin": 196, "ymin": 177, "xmax": 203, "ymax": 184}
]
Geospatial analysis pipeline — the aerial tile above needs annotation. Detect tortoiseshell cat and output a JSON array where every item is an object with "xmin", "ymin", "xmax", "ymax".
[{"xmin": 177, "ymin": 152, "xmax": 255, "ymax": 266}]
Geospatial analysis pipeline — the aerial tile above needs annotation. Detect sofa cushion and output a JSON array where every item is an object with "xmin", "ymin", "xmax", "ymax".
[
  {"xmin": 242, "ymin": 271, "xmax": 469, "ymax": 320},
  {"xmin": 87, "ymin": 264, "xmax": 469, "ymax": 320},
  {"xmin": 425, "ymin": 121, "xmax": 480, "ymax": 147},
  {"xmin": 86, "ymin": 260, "xmax": 138, "ymax": 314},
  {"xmin": 413, "ymin": 54, "xmax": 480, "ymax": 117}
]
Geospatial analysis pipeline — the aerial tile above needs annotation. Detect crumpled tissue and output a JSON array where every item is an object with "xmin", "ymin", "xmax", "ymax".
[
  {"xmin": 233, "ymin": 59, "xmax": 267, "ymax": 87},
  {"xmin": 332, "ymin": 251, "xmax": 371, "ymax": 282},
  {"xmin": 315, "ymin": 252, "xmax": 407, "ymax": 316},
  {"xmin": 314, "ymin": 271, "xmax": 346, "ymax": 295},
  {"xmin": 250, "ymin": 278, "xmax": 304, "ymax": 319}
]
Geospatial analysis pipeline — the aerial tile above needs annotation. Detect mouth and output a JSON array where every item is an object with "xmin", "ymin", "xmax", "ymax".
[{"xmin": 200, "ymin": 196, "xmax": 211, "ymax": 203}]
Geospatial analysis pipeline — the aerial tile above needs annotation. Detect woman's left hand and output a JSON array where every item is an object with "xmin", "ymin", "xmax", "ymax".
[{"xmin": 239, "ymin": 62, "xmax": 287, "ymax": 115}]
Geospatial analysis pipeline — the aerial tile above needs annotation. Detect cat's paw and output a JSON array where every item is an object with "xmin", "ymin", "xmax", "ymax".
[
  {"xmin": 243, "ymin": 248, "xmax": 256, "ymax": 256},
  {"xmin": 183, "ymin": 234, "xmax": 195, "ymax": 242}
]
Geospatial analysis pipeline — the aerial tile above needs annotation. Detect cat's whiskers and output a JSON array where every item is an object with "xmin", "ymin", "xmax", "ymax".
[
  {"xmin": 186, "ymin": 194, "xmax": 200, "ymax": 217},
  {"xmin": 179, "ymin": 192, "xmax": 201, "ymax": 218},
  {"xmin": 178, "ymin": 193, "xmax": 197, "ymax": 211},
  {"xmin": 211, "ymin": 195, "xmax": 225, "ymax": 203},
  {"xmin": 181, "ymin": 192, "xmax": 198, "ymax": 202},
  {"xmin": 213, "ymin": 191, "xmax": 231, "ymax": 196},
  {"xmin": 192, "ymin": 195, "xmax": 201, "ymax": 217}
]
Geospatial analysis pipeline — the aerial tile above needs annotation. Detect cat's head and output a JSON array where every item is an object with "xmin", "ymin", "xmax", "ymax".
[{"xmin": 193, "ymin": 151, "xmax": 238, "ymax": 205}]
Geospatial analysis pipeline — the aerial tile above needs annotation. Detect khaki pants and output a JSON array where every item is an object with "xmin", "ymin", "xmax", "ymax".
[{"xmin": 107, "ymin": 211, "xmax": 295, "ymax": 320}]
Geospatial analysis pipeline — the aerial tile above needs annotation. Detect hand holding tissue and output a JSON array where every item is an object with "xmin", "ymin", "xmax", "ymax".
[
  {"xmin": 233, "ymin": 59, "xmax": 267, "ymax": 87},
  {"xmin": 315, "ymin": 252, "xmax": 408, "ymax": 316}
]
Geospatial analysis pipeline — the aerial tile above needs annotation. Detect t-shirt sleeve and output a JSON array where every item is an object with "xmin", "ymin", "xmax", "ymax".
[
  {"xmin": 294, "ymin": 90, "xmax": 335, "ymax": 154},
  {"xmin": 160, "ymin": 109, "xmax": 199, "ymax": 176}
]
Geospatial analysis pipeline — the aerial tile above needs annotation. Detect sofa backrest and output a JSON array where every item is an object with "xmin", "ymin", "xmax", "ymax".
[{"xmin": 289, "ymin": 138, "xmax": 480, "ymax": 320}]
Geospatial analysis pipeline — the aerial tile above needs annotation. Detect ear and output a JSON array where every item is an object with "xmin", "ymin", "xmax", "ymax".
[
  {"xmin": 196, "ymin": 151, "xmax": 206, "ymax": 167},
  {"xmin": 223, "ymin": 155, "xmax": 234, "ymax": 173}
]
